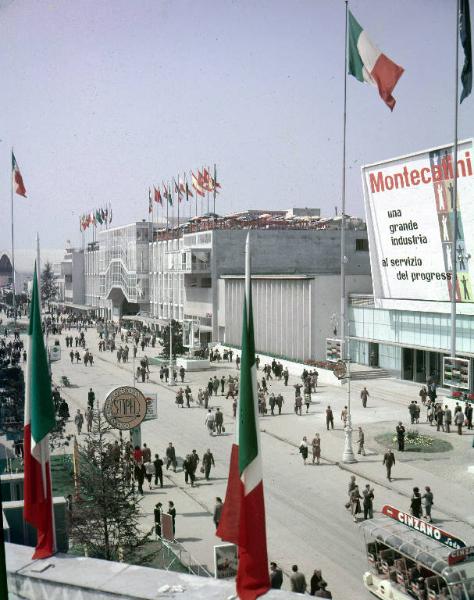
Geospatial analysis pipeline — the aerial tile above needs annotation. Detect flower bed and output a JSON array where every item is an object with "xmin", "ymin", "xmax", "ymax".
[
  {"xmin": 303, "ymin": 359, "xmax": 337, "ymax": 371},
  {"xmin": 375, "ymin": 431, "xmax": 453, "ymax": 453}
]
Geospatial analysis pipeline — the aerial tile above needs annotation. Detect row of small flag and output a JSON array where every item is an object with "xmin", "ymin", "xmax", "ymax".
[
  {"xmin": 148, "ymin": 166, "xmax": 221, "ymax": 213},
  {"xmin": 79, "ymin": 204, "xmax": 113, "ymax": 231}
]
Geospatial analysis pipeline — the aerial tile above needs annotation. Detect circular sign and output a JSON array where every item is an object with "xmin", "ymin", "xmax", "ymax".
[
  {"xmin": 103, "ymin": 386, "xmax": 147, "ymax": 430},
  {"xmin": 333, "ymin": 360, "xmax": 347, "ymax": 380}
]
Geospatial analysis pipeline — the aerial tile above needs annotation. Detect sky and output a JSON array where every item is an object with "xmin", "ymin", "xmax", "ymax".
[{"xmin": 0, "ymin": 0, "xmax": 472, "ymax": 250}]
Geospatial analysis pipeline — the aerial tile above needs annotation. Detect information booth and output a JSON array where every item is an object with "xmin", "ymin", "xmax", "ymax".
[{"xmin": 360, "ymin": 516, "xmax": 474, "ymax": 599}]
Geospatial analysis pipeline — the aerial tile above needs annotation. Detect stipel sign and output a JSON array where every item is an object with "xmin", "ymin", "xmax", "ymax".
[{"xmin": 382, "ymin": 505, "xmax": 466, "ymax": 550}]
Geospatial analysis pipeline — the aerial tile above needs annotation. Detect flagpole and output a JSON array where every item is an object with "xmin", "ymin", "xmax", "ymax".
[
  {"xmin": 36, "ymin": 233, "xmax": 41, "ymax": 294},
  {"xmin": 206, "ymin": 166, "xmax": 210, "ymax": 214},
  {"xmin": 450, "ymin": 0, "xmax": 461, "ymax": 365},
  {"xmin": 341, "ymin": 0, "xmax": 356, "ymax": 465},
  {"xmin": 177, "ymin": 179, "xmax": 180, "ymax": 230},
  {"xmin": 10, "ymin": 149, "xmax": 17, "ymax": 324}
]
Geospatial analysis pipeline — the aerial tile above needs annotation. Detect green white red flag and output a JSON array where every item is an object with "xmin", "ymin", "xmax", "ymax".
[
  {"xmin": 12, "ymin": 152, "xmax": 27, "ymax": 197},
  {"xmin": 217, "ymin": 234, "xmax": 270, "ymax": 600},
  {"xmin": 348, "ymin": 10, "xmax": 404, "ymax": 111},
  {"xmin": 23, "ymin": 264, "xmax": 56, "ymax": 559}
]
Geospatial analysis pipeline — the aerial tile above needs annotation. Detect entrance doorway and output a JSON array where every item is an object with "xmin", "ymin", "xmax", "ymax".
[
  {"xmin": 368, "ymin": 343, "xmax": 379, "ymax": 367},
  {"xmin": 402, "ymin": 348, "xmax": 442, "ymax": 383}
]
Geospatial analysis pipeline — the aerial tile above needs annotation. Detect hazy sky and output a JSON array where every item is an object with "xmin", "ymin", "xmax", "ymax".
[{"xmin": 0, "ymin": 0, "xmax": 472, "ymax": 250}]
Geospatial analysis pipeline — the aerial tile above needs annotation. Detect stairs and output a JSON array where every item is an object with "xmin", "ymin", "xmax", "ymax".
[{"xmin": 348, "ymin": 368, "xmax": 392, "ymax": 381}]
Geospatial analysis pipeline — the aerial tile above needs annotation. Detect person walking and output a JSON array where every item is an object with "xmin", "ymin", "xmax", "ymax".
[
  {"xmin": 310, "ymin": 569, "xmax": 324, "ymax": 596},
  {"xmin": 325, "ymin": 406, "xmax": 334, "ymax": 430},
  {"xmin": 215, "ymin": 408, "xmax": 224, "ymax": 435},
  {"xmin": 422, "ymin": 486, "xmax": 434, "ymax": 522},
  {"xmin": 299, "ymin": 436, "xmax": 309, "ymax": 465},
  {"xmin": 220, "ymin": 375, "xmax": 225, "ymax": 395},
  {"xmin": 382, "ymin": 448, "xmax": 395, "ymax": 482},
  {"xmin": 205, "ymin": 409, "xmax": 216, "ymax": 435},
  {"xmin": 290, "ymin": 565, "xmax": 307, "ymax": 594},
  {"xmin": 350, "ymin": 484, "xmax": 362, "ymax": 522},
  {"xmin": 361, "ymin": 387, "xmax": 369, "ymax": 408},
  {"xmin": 87, "ymin": 387, "xmax": 95, "ymax": 410},
  {"xmin": 213, "ymin": 497, "xmax": 223, "ymax": 529},
  {"xmin": 183, "ymin": 454, "xmax": 195, "ymax": 487},
  {"xmin": 144, "ymin": 459, "xmax": 154, "ymax": 490},
  {"xmin": 444, "ymin": 405, "xmax": 452, "ymax": 433},
  {"xmin": 466, "ymin": 403, "xmax": 473, "ymax": 429},
  {"xmin": 454, "ymin": 409, "xmax": 464, "ymax": 435},
  {"xmin": 85, "ymin": 406, "xmax": 93, "ymax": 433},
  {"xmin": 74, "ymin": 409, "xmax": 84, "ymax": 435},
  {"xmin": 410, "ymin": 487, "xmax": 422, "ymax": 518},
  {"xmin": 363, "ymin": 484, "xmax": 374, "ymax": 520},
  {"xmin": 357, "ymin": 427, "xmax": 366, "ymax": 456},
  {"xmin": 142, "ymin": 443, "xmax": 152, "ymax": 463},
  {"xmin": 153, "ymin": 454, "xmax": 164, "ymax": 488},
  {"xmin": 311, "ymin": 434, "xmax": 321, "ymax": 465},
  {"xmin": 340, "ymin": 406, "xmax": 348, "ymax": 428},
  {"xmin": 435, "ymin": 404, "xmax": 445, "ymax": 432},
  {"xmin": 168, "ymin": 501, "xmax": 176, "ymax": 537},
  {"xmin": 270, "ymin": 562, "xmax": 283, "ymax": 590},
  {"xmin": 202, "ymin": 448, "xmax": 215, "ymax": 480},
  {"xmin": 396, "ymin": 422, "xmax": 406, "ymax": 451},
  {"xmin": 154, "ymin": 502, "xmax": 163, "ymax": 537},
  {"xmin": 134, "ymin": 462, "xmax": 145, "ymax": 495},
  {"xmin": 165, "ymin": 442, "xmax": 177, "ymax": 472}
]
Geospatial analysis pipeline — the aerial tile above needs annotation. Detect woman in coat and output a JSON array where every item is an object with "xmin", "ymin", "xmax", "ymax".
[
  {"xmin": 350, "ymin": 485, "xmax": 362, "ymax": 522},
  {"xmin": 299, "ymin": 436, "xmax": 309, "ymax": 465},
  {"xmin": 410, "ymin": 487, "xmax": 422, "ymax": 518}
]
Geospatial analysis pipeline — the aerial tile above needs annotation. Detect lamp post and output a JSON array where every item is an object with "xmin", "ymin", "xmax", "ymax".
[{"xmin": 342, "ymin": 321, "xmax": 356, "ymax": 464}]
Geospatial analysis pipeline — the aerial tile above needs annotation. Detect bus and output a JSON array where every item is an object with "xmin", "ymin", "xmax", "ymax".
[{"xmin": 360, "ymin": 507, "xmax": 474, "ymax": 600}]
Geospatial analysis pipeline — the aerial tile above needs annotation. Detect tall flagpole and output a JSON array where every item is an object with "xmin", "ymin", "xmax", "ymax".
[
  {"xmin": 450, "ymin": 0, "xmax": 461, "ymax": 364},
  {"xmin": 213, "ymin": 163, "xmax": 217, "ymax": 215},
  {"xmin": 177, "ymin": 179, "xmax": 180, "ymax": 229},
  {"xmin": 10, "ymin": 149, "xmax": 17, "ymax": 324},
  {"xmin": 341, "ymin": 0, "xmax": 356, "ymax": 464}
]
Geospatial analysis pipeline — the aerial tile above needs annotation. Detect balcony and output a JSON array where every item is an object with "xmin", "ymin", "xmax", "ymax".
[{"xmin": 180, "ymin": 251, "xmax": 210, "ymax": 273}]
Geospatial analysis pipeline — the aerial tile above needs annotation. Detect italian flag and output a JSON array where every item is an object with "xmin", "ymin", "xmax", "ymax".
[
  {"xmin": 23, "ymin": 265, "xmax": 56, "ymax": 559},
  {"xmin": 348, "ymin": 10, "xmax": 404, "ymax": 111},
  {"xmin": 217, "ymin": 235, "xmax": 270, "ymax": 600},
  {"xmin": 12, "ymin": 152, "xmax": 27, "ymax": 197}
]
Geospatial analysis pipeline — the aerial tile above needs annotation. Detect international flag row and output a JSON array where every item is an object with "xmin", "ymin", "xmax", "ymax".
[
  {"xmin": 148, "ymin": 167, "xmax": 221, "ymax": 212},
  {"xmin": 79, "ymin": 203, "xmax": 113, "ymax": 231}
]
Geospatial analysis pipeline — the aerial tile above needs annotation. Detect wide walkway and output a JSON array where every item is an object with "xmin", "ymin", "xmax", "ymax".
[{"xmin": 47, "ymin": 326, "xmax": 474, "ymax": 598}]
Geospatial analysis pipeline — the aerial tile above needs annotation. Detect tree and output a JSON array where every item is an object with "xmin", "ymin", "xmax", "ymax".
[
  {"xmin": 71, "ymin": 408, "xmax": 154, "ymax": 564},
  {"xmin": 158, "ymin": 319, "xmax": 185, "ymax": 359},
  {"xmin": 41, "ymin": 261, "xmax": 58, "ymax": 304}
]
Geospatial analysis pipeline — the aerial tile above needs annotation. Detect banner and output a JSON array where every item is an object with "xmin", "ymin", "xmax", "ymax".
[{"xmin": 362, "ymin": 140, "xmax": 474, "ymax": 312}]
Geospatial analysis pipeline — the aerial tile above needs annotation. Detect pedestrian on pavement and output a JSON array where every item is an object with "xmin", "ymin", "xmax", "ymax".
[
  {"xmin": 134, "ymin": 462, "xmax": 145, "ymax": 495},
  {"xmin": 213, "ymin": 497, "xmax": 223, "ymax": 529},
  {"xmin": 168, "ymin": 501, "xmax": 176, "ymax": 537},
  {"xmin": 361, "ymin": 387, "xmax": 369, "ymax": 408},
  {"xmin": 341, "ymin": 406, "xmax": 348, "ymax": 428},
  {"xmin": 396, "ymin": 422, "xmax": 406, "ymax": 451},
  {"xmin": 325, "ymin": 405, "xmax": 334, "ymax": 430},
  {"xmin": 295, "ymin": 395, "xmax": 303, "ymax": 416},
  {"xmin": 220, "ymin": 376, "xmax": 225, "ymax": 395},
  {"xmin": 315, "ymin": 581, "xmax": 333, "ymax": 598},
  {"xmin": 276, "ymin": 393, "xmax": 283, "ymax": 415},
  {"xmin": 311, "ymin": 434, "xmax": 321, "ymax": 465},
  {"xmin": 383, "ymin": 448, "xmax": 396, "ymax": 482},
  {"xmin": 357, "ymin": 427, "xmax": 366, "ymax": 456},
  {"xmin": 435, "ymin": 404, "xmax": 445, "ymax": 431},
  {"xmin": 346, "ymin": 475, "xmax": 357, "ymax": 510},
  {"xmin": 363, "ymin": 484, "xmax": 374, "ymax": 520},
  {"xmin": 419, "ymin": 386, "xmax": 428, "ymax": 405},
  {"xmin": 179, "ymin": 365, "xmax": 185, "ymax": 383},
  {"xmin": 422, "ymin": 486, "xmax": 434, "ymax": 522},
  {"xmin": 466, "ymin": 403, "xmax": 473, "ymax": 429},
  {"xmin": 153, "ymin": 454, "xmax": 164, "ymax": 488},
  {"xmin": 183, "ymin": 454, "xmax": 195, "ymax": 487},
  {"xmin": 410, "ymin": 487, "xmax": 422, "ymax": 518},
  {"xmin": 202, "ymin": 448, "xmax": 215, "ymax": 480},
  {"xmin": 215, "ymin": 408, "xmax": 224, "ymax": 435},
  {"xmin": 85, "ymin": 406, "xmax": 93, "ymax": 433},
  {"xmin": 269, "ymin": 393, "xmax": 276, "ymax": 415},
  {"xmin": 350, "ymin": 484, "xmax": 362, "ymax": 522},
  {"xmin": 290, "ymin": 565, "xmax": 307, "ymax": 594},
  {"xmin": 299, "ymin": 436, "xmax": 309, "ymax": 465},
  {"xmin": 310, "ymin": 569, "xmax": 323, "ymax": 595},
  {"xmin": 87, "ymin": 388, "xmax": 95, "ymax": 410},
  {"xmin": 165, "ymin": 442, "xmax": 177, "ymax": 472},
  {"xmin": 154, "ymin": 502, "xmax": 163, "ymax": 537},
  {"xmin": 454, "ymin": 409, "xmax": 464, "ymax": 435},
  {"xmin": 133, "ymin": 445, "xmax": 143, "ymax": 464},
  {"xmin": 205, "ymin": 409, "xmax": 216, "ymax": 435},
  {"xmin": 444, "ymin": 405, "xmax": 452, "ymax": 433},
  {"xmin": 270, "ymin": 562, "xmax": 283, "ymax": 589},
  {"xmin": 283, "ymin": 368, "xmax": 289, "ymax": 386},
  {"xmin": 69, "ymin": 349, "xmax": 74, "ymax": 363},
  {"xmin": 144, "ymin": 460, "xmax": 154, "ymax": 490},
  {"xmin": 74, "ymin": 409, "xmax": 84, "ymax": 435},
  {"xmin": 304, "ymin": 393, "xmax": 311, "ymax": 414},
  {"xmin": 142, "ymin": 443, "xmax": 152, "ymax": 463}
]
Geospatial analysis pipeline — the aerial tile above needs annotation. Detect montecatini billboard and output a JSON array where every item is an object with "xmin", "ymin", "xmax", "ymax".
[{"xmin": 362, "ymin": 139, "xmax": 474, "ymax": 313}]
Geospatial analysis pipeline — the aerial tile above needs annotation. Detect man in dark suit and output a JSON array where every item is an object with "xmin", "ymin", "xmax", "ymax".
[
  {"xmin": 270, "ymin": 562, "xmax": 283, "ymax": 589},
  {"xmin": 290, "ymin": 564, "xmax": 307, "ymax": 594},
  {"xmin": 396, "ymin": 422, "xmax": 406, "ymax": 451},
  {"xmin": 382, "ymin": 448, "xmax": 395, "ymax": 481}
]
